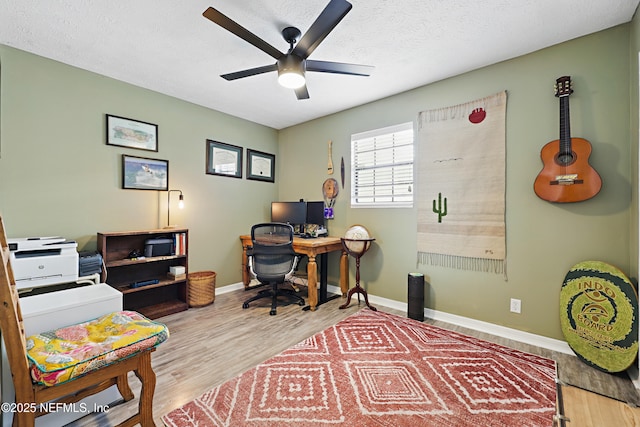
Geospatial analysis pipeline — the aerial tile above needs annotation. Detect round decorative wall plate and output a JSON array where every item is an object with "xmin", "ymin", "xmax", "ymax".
[
  {"xmin": 560, "ymin": 260, "xmax": 638, "ymax": 373},
  {"xmin": 322, "ymin": 178, "xmax": 339, "ymax": 200}
]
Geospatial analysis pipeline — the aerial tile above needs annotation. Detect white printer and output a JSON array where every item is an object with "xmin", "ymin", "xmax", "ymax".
[{"xmin": 8, "ymin": 236, "xmax": 79, "ymax": 291}]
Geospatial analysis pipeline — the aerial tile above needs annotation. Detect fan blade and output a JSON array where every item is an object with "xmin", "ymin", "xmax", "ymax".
[
  {"xmin": 292, "ymin": 0, "xmax": 352, "ymax": 59},
  {"xmin": 306, "ymin": 60, "xmax": 373, "ymax": 76},
  {"xmin": 295, "ymin": 85, "xmax": 310, "ymax": 100},
  {"xmin": 203, "ymin": 7, "xmax": 284, "ymax": 60},
  {"xmin": 221, "ymin": 64, "xmax": 278, "ymax": 81}
]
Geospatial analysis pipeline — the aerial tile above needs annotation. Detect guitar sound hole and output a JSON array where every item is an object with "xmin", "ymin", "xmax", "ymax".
[{"xmin": 555, "ymin": 151, "xmax": 575, "ymax": 166}]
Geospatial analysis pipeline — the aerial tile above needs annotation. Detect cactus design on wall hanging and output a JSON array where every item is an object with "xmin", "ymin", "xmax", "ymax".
[{"xmin": 432, "ymin": 192, "xmax": 447, "ymax": 223}]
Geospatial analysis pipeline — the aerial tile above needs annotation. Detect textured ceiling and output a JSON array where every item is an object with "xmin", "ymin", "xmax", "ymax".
[{"xmin": 1, "ymin": 0, "xmax": 638, "ymax": 129}]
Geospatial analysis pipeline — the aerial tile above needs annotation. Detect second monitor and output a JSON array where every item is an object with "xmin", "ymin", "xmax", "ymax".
[{"xmin": 305, "ymin": 201, "xmax": 325, "ymax": 226}]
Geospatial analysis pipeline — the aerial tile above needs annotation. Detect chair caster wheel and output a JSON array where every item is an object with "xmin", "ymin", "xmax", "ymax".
[
  {"xmin": 270, "ymin": 309, "xmax": 277, "ymax": 315},
  {"xmin": 242, "ymin": 303, "xmax": 249, "ymax": 309},
  {"xmin": 298, "ymin": 301, "xmax": 305, "ymax": 306}
]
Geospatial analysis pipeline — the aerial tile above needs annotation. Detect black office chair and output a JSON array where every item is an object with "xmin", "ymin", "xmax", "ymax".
[{"xmin": 243, "ymin": 223, "xmax": 305, "ymax": 315}]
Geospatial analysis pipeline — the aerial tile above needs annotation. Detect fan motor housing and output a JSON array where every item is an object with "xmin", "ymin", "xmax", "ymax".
[{"xmin": 277, "ymin": 55, "xmax": 306, "ymax": 88}]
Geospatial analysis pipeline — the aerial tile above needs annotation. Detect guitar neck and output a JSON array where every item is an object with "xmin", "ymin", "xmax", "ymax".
[{"xmin": 559, "ymin": 95, "xmax": 572, "ymax": 155}]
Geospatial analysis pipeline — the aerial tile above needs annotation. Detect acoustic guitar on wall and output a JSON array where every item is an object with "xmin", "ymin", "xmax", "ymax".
[{"xmin": 533, "ymin": 76, "xmax": 602, "ymax": 203}]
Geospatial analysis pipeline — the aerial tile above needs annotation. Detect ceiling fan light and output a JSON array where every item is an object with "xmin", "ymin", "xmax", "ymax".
[
  {"xmin": 277, "ymin": 55, "xmax": 306, "ymax": 89},
  {"xmin": 278, "ymin": 71, "xmax": 305, "ymax": 89}
]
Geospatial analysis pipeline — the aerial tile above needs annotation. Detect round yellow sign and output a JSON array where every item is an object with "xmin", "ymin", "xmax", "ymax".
[{"xmin": 560, "ymin": 261, "xmax": 638, "ymax": 373}]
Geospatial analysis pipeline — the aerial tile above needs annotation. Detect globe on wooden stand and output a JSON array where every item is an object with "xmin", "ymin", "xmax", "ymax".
[{"xmin": 339, "ymin": 225, "xmax": 376, "ymax": 311}]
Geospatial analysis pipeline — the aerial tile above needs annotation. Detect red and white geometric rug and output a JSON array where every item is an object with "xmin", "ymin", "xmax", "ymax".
[{"xmin": 162, "ymin": 310, "xmax": 557, "ymax": 426}]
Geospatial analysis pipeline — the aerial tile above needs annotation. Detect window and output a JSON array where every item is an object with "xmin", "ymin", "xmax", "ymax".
[{"xmin": 351, "ymin": 122, "xmax": 414, "ymax": 208}]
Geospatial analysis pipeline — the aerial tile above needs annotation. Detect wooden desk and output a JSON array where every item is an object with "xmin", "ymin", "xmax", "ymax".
[{"xmin": 240, "ymin": 235, "xmax": 349, "ymax": 311}]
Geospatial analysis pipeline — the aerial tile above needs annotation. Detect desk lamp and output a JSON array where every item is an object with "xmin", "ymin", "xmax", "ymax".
[{"xmin": 166, "ymin": 189, "xmax": 184, "ymax": 228}]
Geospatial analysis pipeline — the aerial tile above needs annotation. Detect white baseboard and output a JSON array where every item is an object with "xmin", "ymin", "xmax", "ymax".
[
  {"xmin": 216, "ymin": 282, "xmax": 245, "ymax": 294},
  {"xmin": 221, "ymin": 282, "xmax": 572, "ymax": 355},
  {"xmin": 627, "ymin": 365, "xmax": 640, "ymax": 389}
]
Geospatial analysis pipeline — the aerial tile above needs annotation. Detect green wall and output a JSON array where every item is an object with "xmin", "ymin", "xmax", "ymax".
[
  {"xmin": 278, "ymin": 25, "xmax": 633, "ymax": 340},
  {"xmin": 0, "ymin": 45, "xmax": 279, "ymax": 287},
  {"xmin": 630, "ymin": 4, "xmax": 640, "ymax": 291},
  {"xmin": 0, "ymin": 22, "xmax": 635, "ymax": 341}
]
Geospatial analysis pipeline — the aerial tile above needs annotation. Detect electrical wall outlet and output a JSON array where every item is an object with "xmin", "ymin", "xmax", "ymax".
[{"xmin": 510, "ymin": 298, "xmax": 521, "ymax": 314}]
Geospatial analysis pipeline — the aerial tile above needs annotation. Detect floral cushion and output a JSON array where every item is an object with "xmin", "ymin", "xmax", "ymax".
[{"xmin": 26, "ymin": 310, "xmax": 169, "ymax": 386}]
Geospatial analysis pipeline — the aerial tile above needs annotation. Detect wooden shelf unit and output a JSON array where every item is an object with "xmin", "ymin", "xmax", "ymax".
[{"xmin": 98, "ymin": 228, "xmax": 189, "ymax": 319}]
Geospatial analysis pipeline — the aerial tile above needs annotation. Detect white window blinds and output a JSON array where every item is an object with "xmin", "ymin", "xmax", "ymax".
[{"xmin": 351, "ymin": 122, "xmax": 414, "ymax": 208}]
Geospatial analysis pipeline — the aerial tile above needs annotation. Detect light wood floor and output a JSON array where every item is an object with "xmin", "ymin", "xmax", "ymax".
[
  {"xmin": 561, "ymin": 385, "xmax": 640, "ymax": 426},
  {"xmin": 69, "ymin": 287, "xmax": 640, "ymax": 427}
]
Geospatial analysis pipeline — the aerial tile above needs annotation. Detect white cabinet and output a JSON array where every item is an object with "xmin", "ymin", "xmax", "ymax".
[{"xmin": 1, "ymin": 284, "xmax": 122, "ymax": 426}]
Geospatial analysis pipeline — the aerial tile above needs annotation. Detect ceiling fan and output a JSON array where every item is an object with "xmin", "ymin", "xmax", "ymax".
[{"xmin": 202, "ymin": 0, "xmax": 373, "ymax": 100}]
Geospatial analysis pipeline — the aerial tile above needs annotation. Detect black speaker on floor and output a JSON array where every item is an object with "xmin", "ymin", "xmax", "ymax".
[{"xmin": 408, "ymin": 273, "xmax": 425, "ymax": 321}]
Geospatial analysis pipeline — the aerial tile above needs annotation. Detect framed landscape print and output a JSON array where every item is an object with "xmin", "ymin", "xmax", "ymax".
[
  {"xmin": 206, "ymin": 139, "xmax": 242, "ymax": 178},
  {"xmin": 122, "ymin": 155, "xmax": 168, "ymax": 190},
  {"xmin": 247, "ymin": 149, "xmax": 275, "ymax": 183},
  {"xmin": 107, "ymin": 114, "xmax": 158, "ymax": 152}
]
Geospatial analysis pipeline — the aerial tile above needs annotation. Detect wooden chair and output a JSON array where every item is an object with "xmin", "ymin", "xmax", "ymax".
[{"xmin": 0, "ymin": 215, "xmax": 165, "ymax": 427}]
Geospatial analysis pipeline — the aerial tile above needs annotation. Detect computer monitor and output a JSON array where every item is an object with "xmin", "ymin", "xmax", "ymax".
[
  {"xmin": 271, "ymin": 201, "xmax": 307, "ymax": 226},
  {"xmin": 306, "ymin": 201, "xmax": 325, "ymax": 225}
]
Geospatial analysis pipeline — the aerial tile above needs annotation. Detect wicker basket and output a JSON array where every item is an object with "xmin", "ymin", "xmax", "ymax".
[{"xmin": 188, "ymin": 271, "xmax": 216, "ymax": 307}]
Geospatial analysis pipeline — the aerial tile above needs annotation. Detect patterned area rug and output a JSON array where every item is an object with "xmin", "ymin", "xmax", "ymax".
[{"xmin": 162, "ymin": 310, "xmax": 557, "ymax": 426}]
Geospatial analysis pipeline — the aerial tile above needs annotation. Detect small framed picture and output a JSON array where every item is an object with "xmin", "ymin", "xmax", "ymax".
[
  {"xmin": 106, "ymin": 114, "xmax": 158, "ymax": 152},
  {"xmin": 247, "ymin": 149, "xmax": 275, "ymax": 183},
  {"xmin": 122, "ymin": 155, "xmax": 168, "ymax": 191},
  {"xmin": 206, "ymin": 140, "xmax": 243, "ymax": 178}
]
